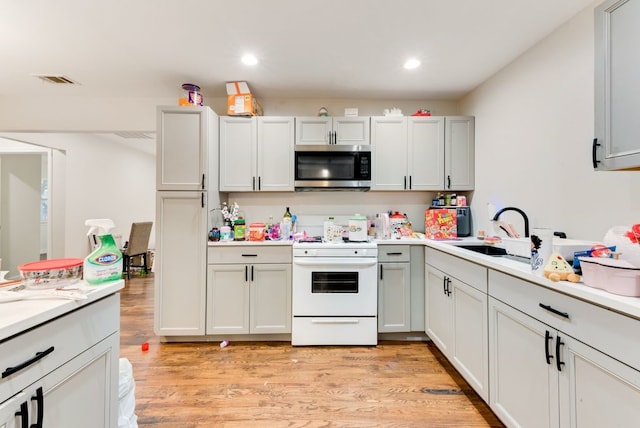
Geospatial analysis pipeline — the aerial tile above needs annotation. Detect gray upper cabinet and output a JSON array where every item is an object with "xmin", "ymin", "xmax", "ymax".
[
  {"xmin": 594, "ymin": 0, "xmax": 640, "ymax": 171},
  {"xmin": 156, "ymin": 106, "xmax": 213, "ymax": 191},
  {"xmin": 296, "ymin": 116, "xmax": 370, "ymax": 145}
]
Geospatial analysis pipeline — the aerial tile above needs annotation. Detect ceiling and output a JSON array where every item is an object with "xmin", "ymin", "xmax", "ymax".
[{"xmin": 1, "ymin": 0, "xmax": 595, "ymax": 102}]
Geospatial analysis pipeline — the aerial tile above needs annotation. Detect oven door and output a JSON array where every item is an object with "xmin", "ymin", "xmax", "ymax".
[{"xmin": 292, "ymin": 257, "xmax": 377, "ymax": 316}]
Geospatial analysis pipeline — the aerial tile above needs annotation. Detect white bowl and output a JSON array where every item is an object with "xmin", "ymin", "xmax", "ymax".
[{"xmin": 578, "ymin": 257, "xmax": 640, "ymax": 297}]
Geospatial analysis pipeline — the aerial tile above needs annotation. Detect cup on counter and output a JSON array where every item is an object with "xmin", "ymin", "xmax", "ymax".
[{"xmin": 531, "ymin": 228, "xmax": 553, "ymax": 276}]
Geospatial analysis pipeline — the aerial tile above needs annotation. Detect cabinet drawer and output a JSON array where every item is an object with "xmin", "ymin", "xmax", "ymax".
[
  {"xmin": 489, "ymin": 270, "xmax": 640, "ymax": 370},
  {"xmin": 426, "ymin": 248, "xmax": 487, "ymax": 293},
  {"xmin": 378, "ymin": 245, "xmax": 410, "ymax": 262},
  {"xmin": 209, "ymin": 245, "xmax": 292, "ymax": 264},
  {"xmin": 0, "ymin": 294, "xmax": 119, "ymax": 403}
]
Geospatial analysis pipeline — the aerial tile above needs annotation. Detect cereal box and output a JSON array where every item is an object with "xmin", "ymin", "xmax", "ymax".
[{"xmin": 425, "ymin": 209, "xmax": 457, "ymax": 240}]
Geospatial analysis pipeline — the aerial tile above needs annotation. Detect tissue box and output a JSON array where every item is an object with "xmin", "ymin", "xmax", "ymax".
[
  {"xmin": 226, "ymin": 81, "xmax": 263, "ymax": 116},
  {"xmin": 425, "ymin": 209, "xmax": 456, "ymax": 240}
]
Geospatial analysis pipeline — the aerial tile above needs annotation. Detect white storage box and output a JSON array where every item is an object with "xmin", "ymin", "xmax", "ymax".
[
  {"xmin": 552, "ymin": 238, "xmax": 597, "ymax": 261},
  {"xmin": 578, "ymin": 257, "xmax": 640, "ymax": 297},
  {"xmin": 501, "ymin": 238, "xmax": 530, "ymax": 258}
]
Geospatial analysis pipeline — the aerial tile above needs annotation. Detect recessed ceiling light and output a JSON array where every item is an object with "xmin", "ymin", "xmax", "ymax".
[
  {"xmin": 403, "ymin": 59, "xmax": 421, "ymax": 70},
  {"xmin": 241, "ymin": 54, "xmax": 258, "ymax": 66}
]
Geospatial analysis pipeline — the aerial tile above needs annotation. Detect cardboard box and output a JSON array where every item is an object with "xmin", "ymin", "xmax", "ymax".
[
  {"xmin": 425, "ymin": 209, "xmax": 457, "ymax": 240},
  {"xmin": 226, "ymin": 81, "xmax": 263, "ymax": 116}
]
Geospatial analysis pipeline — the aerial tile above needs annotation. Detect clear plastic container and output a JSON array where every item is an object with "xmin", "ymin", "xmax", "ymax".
[{"xmin": 249, "ymin": 223, "xmax": 266, "ymax": 241}]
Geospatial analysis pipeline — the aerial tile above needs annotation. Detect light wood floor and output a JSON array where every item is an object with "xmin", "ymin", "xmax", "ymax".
[{"xmin": 119, "ymin": 274, "xmax": 504, "ymax": 427}]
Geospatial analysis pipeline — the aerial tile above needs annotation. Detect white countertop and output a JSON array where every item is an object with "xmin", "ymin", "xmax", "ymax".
[
  {"xmin": 208, "ymin": 236, "xmax": 640, "ymax": 320},
  {"xmin": 0, "ymin": 279, "xmax": 124, "ymax": 342},
  {"xmin": 422, "ymin": 238, "xmax": 640, "ymax": 321}
]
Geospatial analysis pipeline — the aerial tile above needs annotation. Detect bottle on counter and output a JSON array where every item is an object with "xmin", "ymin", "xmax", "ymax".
[
  {"xmin": 451, "ymin": 193, "xmax": 457, "ymax": 206},
  {"xmin": 281, "ymin": 207, "xmax": 293, "ymax": 240}
]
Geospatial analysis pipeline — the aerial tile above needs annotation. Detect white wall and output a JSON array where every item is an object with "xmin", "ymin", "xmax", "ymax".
[
  {"xmin": 1, "ymin": 134, "xmax": 156, "ymax": 258},
  {"xmin": 461, "ymin": 3, "xmax": 640, "ymax": 241}
]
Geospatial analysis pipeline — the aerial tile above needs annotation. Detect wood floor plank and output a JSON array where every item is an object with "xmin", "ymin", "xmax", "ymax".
[{"xmin": 119, "ymin": 274, "xmax": 504, "ymax": 427}]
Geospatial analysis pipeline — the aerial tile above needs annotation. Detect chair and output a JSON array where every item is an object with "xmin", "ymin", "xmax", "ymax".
[{"xmin": 122, "ymin": 221, "xmax": 153, "ymax": 279}]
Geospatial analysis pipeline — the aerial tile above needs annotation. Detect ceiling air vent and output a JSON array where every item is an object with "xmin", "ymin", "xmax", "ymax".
[
  {"xmin": 32, "ymin": 74, "xmax": 79, "ymax": 85},
  {"xmin": 113, "ymin": 132, "xmax": 153, "ymax": 139}
]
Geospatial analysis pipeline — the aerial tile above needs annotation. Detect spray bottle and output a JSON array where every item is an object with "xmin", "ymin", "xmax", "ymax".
[{"xmin": 84, "ymin": 219, "xmax": 123, "ymax": 285}]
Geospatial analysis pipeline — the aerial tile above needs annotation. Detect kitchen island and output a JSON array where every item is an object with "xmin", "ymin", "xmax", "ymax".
[{"xmin": 0, "ymin": 280, "xmax": 124, "ymax": 427}]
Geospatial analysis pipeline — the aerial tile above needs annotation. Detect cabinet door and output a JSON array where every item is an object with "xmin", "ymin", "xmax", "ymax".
[
  {"xmin": 295, "ymin": 117, "xmax": 332, "ymax": 145},
  {"xmin": 155, "ymin": 191, "xmax": 207, "ymax": 336},
  {"xmin": 451, "ymin": 278, "xmax": 489, "ymax": 401},
  {"xmin": 444, "ymin": 116, "xmax": 474, "ymax": 190},
  {"xmin": 489, "ymin": 297, "xmax": 559, "ymax": 428},
  {"xmin": 333, "ymin": 117, "xmax": 370, "ymax": 145},
  {"xmin": 157, "ymin": 107, "xmax": 210, "ymax": 191},
  {"xmin": 408, "ymin": 116, "xmax": 445, "ymax": 190},
  {"xmin": 207, "ymin": 264, "xmax": 250, "ymax": 334},
  {"xmin": 594, "ymin": 0, "xmax": 640, "ymax": 170},
  {"xmin": 378, "ymin": 262, "xmax": 411, "ymax": 332},
  {"xmin": 35, "ymin": 332, "xmax": 119, "ymax": 428},
  {"xmin": 0, "ymin": 391, "xmax": 29, "ymax": 428},
  {"xmin": 425, "ymin": 265, "xmax": 451, "ymax": 353},
  {"xmin": 219, "ymin": 116, "xmax": 257, "ymax": 191},
  {"xmin": 559, "ymin": 335, "xmax": 640, "ymax": 428},
  {"xmin": 250, "ymin": 263, "xmax": 292, "ymax": 334},
  {"xmin": 257, "ymin": 117, "xmax": 295, "ymax": 191},
  {"xmin": 371, "ymin": 116, "xmax": 407, "ymax": 190}
]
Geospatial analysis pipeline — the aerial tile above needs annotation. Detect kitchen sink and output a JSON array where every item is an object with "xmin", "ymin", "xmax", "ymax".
[
  {"xmin": 456, "ymin": 245, "xmax": 508, "ymax": 256},
  {"xmin": 455, "ymin": 244, "xmax": 530, "ymax": 264}
]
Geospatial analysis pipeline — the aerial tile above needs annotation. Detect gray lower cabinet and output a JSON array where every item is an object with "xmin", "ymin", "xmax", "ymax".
[
  {"xmin": 425, "ymin": 248, "xmax": 489, "ymax": 401},
  {"xmin": 378, "ymin": 245, "xmax": 411, "ymax": 332},
  {"xmin": 0, "ymin": 295, "xmax": 119, "ymax": 428},
  {"xmin": 207, "ymin": 245, "xmax": 292, "ymax": 335},
  {"xmin": 377, "ymin": 245, "xmax": 425, "ymax": 333},
  {"xmin": 489, "ymin": 269, "xmax": 640, "ymax": 428}
]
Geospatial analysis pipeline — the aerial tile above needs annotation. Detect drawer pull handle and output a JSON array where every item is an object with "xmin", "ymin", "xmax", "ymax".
[
  {"xmin": 2, "ymin": 346, "xmax": 55, "ymax": 379},
  {"xmin": 241, "ymin": 254, "xmax": 258, "ymax": 257},
  {"xmin": 538, "ymin": 303, "xmax": 569, "ymax": 319},
  {"xmin": 386, "ymin": 252, "xmax": 403, "ymax": 256},
  {"xmin": 544, "ymin": 330, "xmax": 554, "ymax": 365},
  {"xmin": 30, "ymin": 387, "xmax": 44, "ymax": 428}
]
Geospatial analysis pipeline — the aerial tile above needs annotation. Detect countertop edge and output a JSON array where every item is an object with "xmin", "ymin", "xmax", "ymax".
[{"xmin": 0, "ymin": 280, "xmax": 125, "ymax": 342}]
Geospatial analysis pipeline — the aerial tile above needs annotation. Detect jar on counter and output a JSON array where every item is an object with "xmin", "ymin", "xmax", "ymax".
[
  {"xmin": 220, "ymin": 226, "xmax": 232, "ymax": 241},
  {"xmin": 249, "ymin": 223, "xmax": 266, "ymax": 241},
  {"xmin": 233, "ymin": 218, "xmax": 246, "ymax": 241}
]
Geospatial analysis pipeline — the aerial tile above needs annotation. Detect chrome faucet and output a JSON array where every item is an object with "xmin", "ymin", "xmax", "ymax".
[{"xmin": 492, "ymin": 207, "xmax": 530, "ymax": 237}]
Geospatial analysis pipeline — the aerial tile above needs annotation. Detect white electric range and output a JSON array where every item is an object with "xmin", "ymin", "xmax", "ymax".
[{"xmin": 291, "ymin": 239, "xmax": 378, "ymax": 346}]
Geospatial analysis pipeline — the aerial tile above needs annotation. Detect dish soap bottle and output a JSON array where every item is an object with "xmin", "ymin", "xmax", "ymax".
[{"xmin": 84, "ymin": 219, "xmax": 123, "ymax": 285}]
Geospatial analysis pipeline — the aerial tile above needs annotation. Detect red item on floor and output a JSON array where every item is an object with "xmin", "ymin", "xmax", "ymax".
[{"xmin": 141, "ymin": 342, "xmax": 149, "ymax": 351}]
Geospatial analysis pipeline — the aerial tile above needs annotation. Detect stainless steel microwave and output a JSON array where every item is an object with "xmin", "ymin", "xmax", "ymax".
[{"xmin": 294, "ymin": 145, "xmax": 372, "ymax": 191}]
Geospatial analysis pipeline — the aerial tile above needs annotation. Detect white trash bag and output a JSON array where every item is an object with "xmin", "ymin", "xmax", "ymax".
[{"xmin": 118, "ymin": 358, "xmax": 138, "ymax": 428}]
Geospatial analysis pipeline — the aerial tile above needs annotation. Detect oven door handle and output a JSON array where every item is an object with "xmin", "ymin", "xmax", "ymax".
[
  {"xmin": 293, "ymin": 259, "xmax": 377, "ymax": 267},
  {"xmin": 311, "ymin": 318, "xmax": 362, "ymax": 324}
]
